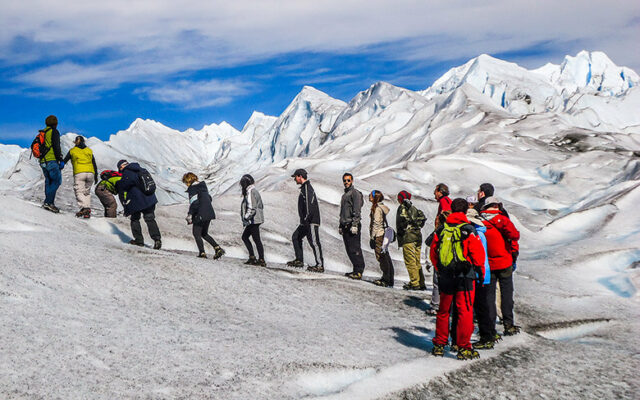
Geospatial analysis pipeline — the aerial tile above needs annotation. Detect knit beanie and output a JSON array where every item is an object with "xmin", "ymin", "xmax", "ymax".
[
  {"xmin": 117, "ymin": 160, "xmax": 129, "ymax": 170},
  {"xmin": 45, "ymin": 115, "xmax": 58, "ymax": 127},
  {"xmin": 397, "ymin": 190, "xmax": 411, "ymax": 203}
]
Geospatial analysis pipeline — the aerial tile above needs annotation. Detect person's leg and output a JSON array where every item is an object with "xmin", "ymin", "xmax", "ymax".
[
  {"xmin": 403, "ymin": 243, "xmax": 421, "ymax": 287},
  {"xmin": 95, "ymin": 185, "xmax": 116, "ymax": 217},
  {"xmin": 73, "ymin": 173, "xmax": 83, "ymax": 209},
  {"xmin": 431, "ymin": 271, "xmax": 440, "ymax": 309},
  {"xmin": 496, "ymin": 280, "xmax": 503, "ymax": 320},
  {"xmin": 200, "ymin": 220, "xmax": 219, "ymax": 249},
  {"xmin": 487, "ymin": 271, "xmax": 498, "ymax": 336},
  {"xmin": 142, "ymin": 205, "xmax": 161, "ymax": 241},
  {"xmin": 309, "ymin": 225, "xmax": 323, "ymax": 267},
  {"xmin": 455, "ymin": 281, "xmax": 476, "ymax": 350},
  {"xmin": 130, "ymin": 211, "xmax": 144, "ymax": 243},
  {"xmin": 242, "ymin": 225, "xmax": 255, "ymax": 257},
  {"xmin": 192, "ymin": 223, "xmax": 205, "ymax": 253},
  {"xmin": 499, "ymin": 268, "xmax": 515, "ymax": 328},
  {"xmin": 450, "ymin": 300, "xmax": 458, "ymax": 346},
  {"xmin": 251, "ymin": 224, "xmax": 265, "ymax": 260},
  {"xmin": 433, "ymin": 291, "xmax": 453, "ymax": 346},
  {"xmin": 41, "ymin": 163, "xmax": 52, "ymax": 203},
  {"xmin": 81, "ymin": 173, "xmax": 93, "ymax": 209},
  {"xmin": 43, "ymin": 161, "xmax": 62, "ymax": 205},
  {"xmin": 343, "ymin": 229, "xmax": 365, "ymax": 273},
  {"xmin": 475, "ymin": 282, "xmax": 493, "ymax": 341},
  {"xmin": 292, "ymin": 225, "xmax": 306, "ymax": 262}
]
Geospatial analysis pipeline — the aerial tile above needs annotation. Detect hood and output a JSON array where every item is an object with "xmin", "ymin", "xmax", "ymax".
[
  {"xmin": 124, "ymin": 162, "xmax": 142, "ymax": 172},
  {"xmin": 187, "ymin": 180, "xmax": 208, "ymax": 195},
  {"xmin": 76, "ymin": 143, "xmax": 87, "ymax": 149},
  {"xmin": 445, "ymin": 212, "xmax": 470, "ymax": 225},
  {"xmin": 378, "ymin": 203, "xmax": 390, "ymax": 214}
]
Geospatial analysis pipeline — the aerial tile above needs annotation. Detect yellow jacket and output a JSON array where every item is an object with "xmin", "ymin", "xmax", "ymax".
[{"xmin": 64, "ymin": 145, "xmax": 96, "ymax": 175}]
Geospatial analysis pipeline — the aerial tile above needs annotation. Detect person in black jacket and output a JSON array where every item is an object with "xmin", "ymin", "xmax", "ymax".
[
  {"xmin": 339, "ymin": 173, "xmax": 365, "ymax": 279},
  {"xmin": 115, "ymin": 159, "xmax": 162, "ymax": 249},
  {"xmin": 183, "ymin": 173, "xmax": 225, "ymax": 259},
  {"xmin": 287, "ymin": 169, "xmax": 324, "ymax": 272}
]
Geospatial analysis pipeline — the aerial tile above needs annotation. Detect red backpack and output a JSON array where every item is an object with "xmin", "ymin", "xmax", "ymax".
[
  {"xmin": 100, "ymin": 170, "xmax": 122, "ymax": 181},
  {"xmin": 30, "ymin": 129, "xmax": 50, "ymax": 159}
]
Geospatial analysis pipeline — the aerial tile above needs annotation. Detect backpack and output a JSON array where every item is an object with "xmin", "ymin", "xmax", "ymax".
[
  {"xmin": 137, "ymin": 168, "xmax": 156, "ymax": 195},
  {"xmin": 411, "ymin": 206, "xmax": 427, "ymax": 229},
  {"xmin": 100, "ymin": 170, "xmax": 122, "ymax": 181},
  {"xmin": 437, "ymin": 222, "xmax": 472, "ymax": 276},
  {"xmin": 30, "ymin": 129, "xmax": 50, "ymax": 159},
  {"xmin": 382, "ymin": 212, "xmax": 396, "ymax": 243}
]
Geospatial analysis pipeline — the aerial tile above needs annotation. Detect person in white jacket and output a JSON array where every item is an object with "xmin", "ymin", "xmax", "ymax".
[{"xmin": 240, "ymin": 174, "xmax": 265, "ymax": 266}]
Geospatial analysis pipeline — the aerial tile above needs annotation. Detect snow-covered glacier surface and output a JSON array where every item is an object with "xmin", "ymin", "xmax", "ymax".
[{"xmin": 0, "ymin": 51, "xmax": 638, "ymax": 399}]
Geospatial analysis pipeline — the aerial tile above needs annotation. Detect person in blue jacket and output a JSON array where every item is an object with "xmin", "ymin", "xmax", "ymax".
[{"xmin": 115, "ymin": 160, "xmax": 162, "ymax": 249}]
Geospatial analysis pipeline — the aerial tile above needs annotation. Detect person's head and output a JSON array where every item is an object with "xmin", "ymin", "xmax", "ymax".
[
  {"xmin": 434, "ymin": 183, "xmax": 449, "ymax": 200},
  {"xmin": 397, "ymin": 190, "xmax": 411, "ymax": 204},
  {"xmin": 182, "ymin": 172, "xmax": 198, "ymax": 187},
  {"xmin": 478, "ymin": 183, "xmax": 494, "ymax": 200},
  {"xmin": 45, "ymin": 115, "xmax": 58, "ymax": 128},
  {"xmin": 117, "ymin": 159, "xmax": 129, "ymax": 171},
  {"xmin": 369, "ymin": 189, "xmax": 384, "ymax": 203},
  {"xmin": 466, "ymin": 195, "xmax": 477, "ymax": 209},
  {"xmin": 482, "ymin": 196, "xmax": 501, "ymax": 210},
  {"xmin": 451, "ymin": 198, "xmax": 469, "ymax": 213},
  {"xmin": 74, "ymin": 135, "xmax": 85, "ymax": 146},
  {"xmin": 291, "ymin": 168, "xmax": 307, "ymax": 185},
  {"xmin": 240, "ymin": 174, "xmax": 255, "ymax": 195},
  {"xmin": 342, "ymin": 173, "xmax": 353, "ymax": 189}
]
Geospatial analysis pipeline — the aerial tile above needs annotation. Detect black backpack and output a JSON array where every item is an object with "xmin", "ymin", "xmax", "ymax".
[{"xmin": 137, "ymin": 168, "xmax": 156, "ymax": 195}]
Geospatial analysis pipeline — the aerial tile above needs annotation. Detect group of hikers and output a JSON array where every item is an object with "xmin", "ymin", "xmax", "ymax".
[{"xmin": 34, "ymin": 115, "xmax": 521, "ymax": 361}]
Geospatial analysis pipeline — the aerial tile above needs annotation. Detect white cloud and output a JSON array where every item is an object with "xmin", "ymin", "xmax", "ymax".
[
  {"xmin": 2, "ymin": 0, "xmax": 639, "ymax": 94},
  {"xmin": 134, "ymin": 79, "xmax": 252, "ymax": 109}
]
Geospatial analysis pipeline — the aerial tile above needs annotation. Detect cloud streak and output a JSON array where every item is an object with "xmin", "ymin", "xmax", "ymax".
[{"xmin": 134, "ymin": 79, "xmax": 252, "ymax": 109}]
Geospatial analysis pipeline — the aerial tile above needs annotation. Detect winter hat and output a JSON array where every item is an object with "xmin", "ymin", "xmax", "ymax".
[
  {"xmin": 397, "ymin": 190, "xmax": 411, "ymax": 203},
  {"xmin": 45, "ymin": 115, "xmax": 58, "ymax": 127},
  {"xmin": 482, "ymin": 196, "xmax": 501, "ymax": 209},
  {"xmin": 466, "ymin": 208, "xmax": 484, "ymax": 225},
  {"xmin": 117, "ymin": 159, "xmax": 129, "ymax": 171},
  {"xmin": 291, "ymin": 168, "xmax": 308, "ymax": 179}
]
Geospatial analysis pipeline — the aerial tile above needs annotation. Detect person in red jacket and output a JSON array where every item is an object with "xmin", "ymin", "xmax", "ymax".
[
  {"xmin": 430, "ymin": 198, "xmax": 486, "ymax": 360},
  {"xmin": 426, "ymin": 183, "xmax": 453, "ymax": 315},
  {"xmin": 476, "ymin": 196, "xmax": 521, "ymax": 345}
]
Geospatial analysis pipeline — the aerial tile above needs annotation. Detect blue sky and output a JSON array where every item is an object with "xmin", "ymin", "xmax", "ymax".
[{"xmin": 1, "ymin": 1, "xmax": 639, "ymax": 147}]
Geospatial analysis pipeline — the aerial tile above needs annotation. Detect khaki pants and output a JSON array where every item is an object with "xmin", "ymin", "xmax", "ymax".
[
  {"xmin": 95, "ymin": 184, "xmax": 117, "ymax": 217},
  {"xmin": 402, "ymin": 242, "xmax": 425, "ymax": 287},
  {"xmin": 74, "ymin": 172, "xmax": 94, "ymax": 209}
]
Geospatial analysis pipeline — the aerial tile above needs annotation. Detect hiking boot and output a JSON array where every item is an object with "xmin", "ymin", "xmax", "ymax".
[
  {"xmin": 129, "ymin": 240, "xmax": 144, "ymax": 247},
  {"xmin": 307, "ymin": 264, "xmax": 324, "ymax": 273},
  {"xmin": 425, "ymin": 307, "xmax": 438, "ymax": 316},
  {"xmin": 472, "ymin": 339, "xmax": 495, "ymax": 350},
  {"xmin": 431, "ymin": 344, "xmax": 445, "ymax": 357},
  {"xmin": 197, "ymin": 252, "xmax": 207, "ymax": 259},
  {"xmin": 504, "ymin": 325, "xmax": 521, "ymax": 336},
  {"xmin": 43, "ymin": 203, "xmax": 60, "ymax": 213},
  {"xmin": 256, "ymin": 258, "xmax": 267, "ymax": 267},
  {"xmin": 244, "ymin": 256, "xmax": 258, "ymax": 265},
  {"xmin": 493, "ymin": 332, "xmax": 503, "ymax": 343},
  {"xmin": 450, "ymin": 344, "xmax": 460, "ymax": 353},
  {"xmin": 346, "ymin": 272, "xmax": 362, "ymax": 280},
  {"xmin": 286, "ymin": 259, "xmax": 304, "ymax": 268},
  {"xmin": 76, "ymin": 208, "xmax": 85, "ymax": 218},
  {"xmin": 153, "ymin": 240, "xmax": 162, "ymax": 250},
  {"xmin": 372, "ymin": 279, "xmax": 388, "ymax": 287},
  {"xmin": 213, "ymin": 247, "xmax": 225, "ymax": 260},
  {"xmin": 82, "ymin": 208, "xmax": 91, "ymax": 218},
  {"xmin": 402, "ymin": 283, "xmax": 423, "ymax": 291},
  {"xmin": 457, "ymin": 348, "xmax": 480, "ymax": 360}
]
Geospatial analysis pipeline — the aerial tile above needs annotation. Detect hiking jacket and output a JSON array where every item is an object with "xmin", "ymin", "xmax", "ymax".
[
  {"xmin": 370, "ymin": 202, "xmax": 390, "ymax": 238},
  {"xmin": 396, "ymin": 200, "xmax": 423, "ymax": 246},
  {"xmin": 115, "ymin": 163, "xmax": 158, "ymax": 215},
  {"xmin": 63, "ymin": 143, "xmax": 97, "ymax": 177},
  {"xmin": 339, "ymin": 186, "xmax": 364, "ymax": 228},
  {"xmin": 297, "ymin": 180, "xmax": 320, "ymax": 225},
  {"xmin": 473, "ymin": 224, "xmax": 491, "ymax": 285},
  {"xmin": 437, "ymin": 195, "xmax": 452, "ymax": 215},
  {"xmin": 187, "ymin": 181, "xmax": 216, "ymax": 224},
  {"xmin": 429, "ymin": 212, "xmax": 486, "ymax": 280},
  {"xmin": 41, "ymin": 126, "xmax": 63, "ymax": 163},
  {"xmin": 480, "ymin": 209, "xmax": 520, "ymax": 271},
  {"xmin": 241, "ymin": 184, "xmax": 264, "ymax": 226},
  {"xmin": 97, "ymin": 176, "xmax": 121, "ymax": 194}
]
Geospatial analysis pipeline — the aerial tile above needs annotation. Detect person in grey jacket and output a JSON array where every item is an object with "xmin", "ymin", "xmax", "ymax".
[
  {"xmin": 340, "ymin": 173, "xmax": 366, "ymax": 279},
  {"xmin": 240, "ymin": 174, "xmax": 266, "ymax": 266}
]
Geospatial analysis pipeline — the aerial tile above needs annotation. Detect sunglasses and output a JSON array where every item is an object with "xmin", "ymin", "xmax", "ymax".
[{"xmin": 343, "ymin": 179, "xmax": 352, "ymax": 182}]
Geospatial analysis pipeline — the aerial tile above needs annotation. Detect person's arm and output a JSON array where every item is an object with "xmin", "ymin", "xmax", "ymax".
[
  {"xmin": 92, "ymin": 156, "xmax": 99, "ymax": 182},
  {"xmin": 245, "ymin": 189, "xmax": 257, "ymax": 220},
  {"xmin": 466, "ymin": 234, "xmax": 486, "ymax": 280},
  {"xmin": 351, "ymin": 191, "xmax": 363, "ymax": 227},
  {"xmin": 429, "ymin": 233, "xmax": 440, "ymax": 272},
  {"xmin": 52, "ymin": 129, "xmax": 63, "ymax": 161},
  {"xmin": 188, "ymin": 191, "xmax": 200, "ymax": 216},
  {"xmin": 63, "ymin": 150, "xmax": 71, "ymax": 163},
  {"xmin": 116, "ymin": 171, "xmax": 137, "ymax": 192},
  {"xmin": 304, "ymin": 184, "xmax": 313, "ymax": 223}
]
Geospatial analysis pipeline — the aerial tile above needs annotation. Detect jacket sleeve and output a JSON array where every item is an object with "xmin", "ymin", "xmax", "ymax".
[
  {"xmin": 396, "ymin": 207, "xmax": 406, "ymax": 235},
  {"xmin": 188, "ymin": 190, "xmax": 200, "ymax": 216},
  {"xmin": 429, "ymin": 233, "xmax": 440, "ymax": 271},
  {"xmin": 116, "ymin": 170, "xmax": 137, "ymax": 192},
  {"xmin": 92, "ymin": 156, "xmax": 98, "ymax": 178},
  {"xmin": 351, "ymin": 191, "xmax": 363, "ymax": 226},
  {"xmin": 304, "ymin": 184, "xmax": 314, "ymax": 223},
  {"xmin": 497, "ymin": 216, "xmax": 520, "ymax": 252},
  {"xmin": 245, "ymin": 189, "xmax": 257, "ymax": 219},
  {"xmin": 63, "ymin": 151, "xmax": 71, "ymax": 163},
  {"xmin": 465, "ymin": 234, "xmax": 486, "ymax": 278},
  {"xmin": 52, "ymin": 129, "xmax": 63, "ymax": 161}
]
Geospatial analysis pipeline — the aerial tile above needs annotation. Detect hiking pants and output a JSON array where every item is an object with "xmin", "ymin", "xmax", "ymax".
[
  {"xmin": 193, "ymin": 219, "xmax": 219, "ymax": 254},
  {"xmin": 292, "ymin": 224, "xmax": 323, "ymax": 267},
  {"xmin": 131, "ymin": 205, "xmax": 161, "ymax": 243},
  {"xmin": 433, "ymin": 279, "xmax": 475, "ymax": 350},
  {"xmin": 477, "ymin": 266, "xmax": 514, "ymax": 338},
  {"xmin": 496, "ymin": 281, "xmax": 503, "ymax": 319},
  {"xmin": 41, "ymin": 160, "xmax": 62, "ymax": 205},
  {"xmin": 374, "ymin": 235, "xmax": 394, "ymax": 286},
  {"xmin": 95, "ymin": 185, "xmax": 117, "ymax": 217},
  {"xmin": 431, "ymin": 271, "xmax": 440, "ymax": 309},
  {"xmin": 402, "ymin": 242, "xmax": 424, "ymax": 287},
  {"xmin": 73, "ymin": 172, "xmax": 94, "ymax": 209},
  {"xmin": 342, "ymin": 224, "xmax": 365, "ymax": 274},
  {"xmin": 242, "ymin": 223, "xmax": 264, "ymax": 259}
]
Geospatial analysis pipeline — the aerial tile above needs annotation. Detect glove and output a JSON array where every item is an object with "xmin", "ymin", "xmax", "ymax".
[
  {"xmin": 338, "ymin": 227, "xmax": 343, "ymax": 235},
  {"xmin": 350, "ymin": 225, "xmax": 358, "ymax": 235},
  {"xmin": 59, "ymin": 161, "xmax": 65, "ymax": 170},
  {"xmin": 186, "ymin": 214, "xmax": 193, "ymax": 225},
  {"xmin": 369, "ymin": 239, "xmax": 376, "ymax": 249}
]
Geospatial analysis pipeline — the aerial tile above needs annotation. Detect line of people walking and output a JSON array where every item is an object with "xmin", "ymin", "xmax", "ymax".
[{"xmin": 34, "ymin": 115, "xmax": 521, "ymax": 362}]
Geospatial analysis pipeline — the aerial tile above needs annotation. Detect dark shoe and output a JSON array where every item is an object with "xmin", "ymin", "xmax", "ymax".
[
  {"xmin": 307, "ymin": 265, "xmax": 324, "ymax": 273},
  {"xmin": 472, "ymin": 339, "xmax": 495, "ymax": 350},
  {"xmin": 450, "ymin": 344, "xmax": 460, "ymax": 353},
  {"xmin": 457, "ymin": 348, "xmax": 480, "ymax": 360},
  {"xmin": 153, "ymin": 240, "xmax": 162, "ymax": 250},
  {"xmin": 504, "ymin": 325, "xmax": 521, "ymax": 336},
  {"xmin": 244, "ymin": 256, "xmax": 258, "ymax": 265},
  {"xmin": 402, "ymin": 283, "xmax": 423, "ymax": 291},
  {"xmin": 431, "ymin": 344, "xmax": 445, "ymax": 357},
  {"xmin": 425, "ymin": 307, "xmax": 438, "ymax": 316},
  {"xmin": 372, "ymin": 279, "xmax": 388, "ymax": 287},
  {"xmin": 76, "ymin": 209, "xmax": 85, "ymax": 218},
  {"xmin": 43, "ymin": 203, "xmax": 60, "ymax": 213},
  {"xmin": 213, "ymin": 247, "xmax": 225, "ymax": 260},
  {"xmin": 256, "ymin": 258, "xmax": 267, "ymax": 267},
  {"xmin": 286, "ymin": 259, "xmax": 304, "ymax": 268},
  {"xmin": 197, "ymin": 252, "xmax": 207, "ymax": 259},
  {"xmin": 129, "ymin": 240, "xmax": 144, "ymax": 247},
  {"xmin": 346, "ymin": 272, "xmax": 362, "ymax": 280}
]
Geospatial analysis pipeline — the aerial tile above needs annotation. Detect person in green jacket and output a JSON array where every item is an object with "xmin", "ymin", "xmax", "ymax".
[
  {"xmin": 95, "ymin": 171, "xmax": 121, "ymax": 218},
  {"xmin": 396, "ymin": 190, "xmax": 427, "ymax": 290},
  {"xmin": 39, "ymin": 115, "xmax": 64, "ymax": 213}
]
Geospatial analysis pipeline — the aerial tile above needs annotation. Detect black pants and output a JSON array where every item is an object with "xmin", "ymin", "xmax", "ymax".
[
  {"xmin": 342, "ymin": 225, "xmax": 365, "ymax": 274},
  {"xmin": 193, "ymin": 219, "xmax": 219, "ymax": 254},
  {"xmin": 292, "ymin": 224, "xmax": 323, "ymax": 267},
  {"xmin": 242, "ymin": 223, "xmax": 264, "ymax": 259},
  {"xmin": 477, "ymin": 266, "xmax": 514, "ymax": 339},
  {"xmin": 374, "ymin": 236, "xmax": 394, "ymax": 286},
  {"xmin": 131, "ymin": 205, "xmax": 161, "ymax": 243}
]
